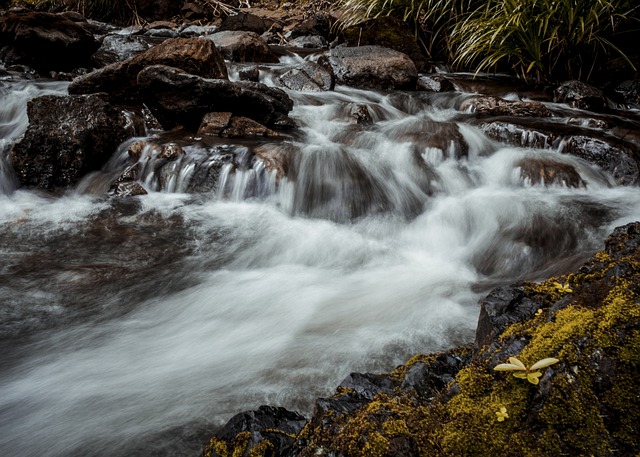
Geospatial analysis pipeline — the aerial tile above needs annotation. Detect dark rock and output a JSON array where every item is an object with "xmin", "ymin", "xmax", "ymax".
[
  {"xmin": 462, "ymin": 95, "xmax": 552, "ymax": 117},
  {"xmin": 284, "ymin": 12, "xmax": 331, "ymax": 40},
  {"xmin": 69, "ymin": 37, "xmax": 228, "ymax": 101},
  {"xmin": 516, "ymin": 157, "xmax": 585, "ymax": 188},
  {"xmin": 342, "ymin": 16, "xmax": 426, "ymax": 72},
  {"xmin": 480, "ymin": 121, "xmax": 640, "ymax": 185},
  {"xmin": 558, "ymin": 135, "xmax": 639, "ymax": 185},
  {"xmin": 11, "ymin": 93, "xmax": 132, "ymax": 190},
  {"xmin": 109, "ymin": 180, "xmax": 148, "ymax": 197},
  {"xmin": 275, "ymin": 61, "xmax": 334, "ymax": 91},
  {"xmin": 400, "ymin": 352, "xmax": 469, "ymax": 400},
  {"xmin": 0, "ymin": 11, "xmax": 99, "ymax": 71},
  {"xmin": 417, "ymin": 74, "xmax": 455, "ymax": 92},
  {"xmin": 136, "ymin": 64, "xmax": 295, "ymax": 131},
  {"xmin": 158, "ymin": 142, "xmax": 184, "ymax": 159},
  {"xmin": 221, "ymin": 116, "xmax": 279, "ymax": 138},
  {"xmin": 289, "ymin": 35, "xmax": 327, "ymax": 49},
  {"xmin": 345, "ymin": 103, "xmax": 373, "ymax": 125},
  {"xmin": 184, "ymin": 150, "xmax": 235, "ymax": 193},
  {"xmin": 205, "ymin": 405, "xmax": 307, "ymax": 457},
  {"xmin": 92, "ymin": 34, "xmax": 154, "ymax": 67},
  {"xmin": 206, "ymin": 31, "xmax": 278, "ymax": 63},
  {"xmin": 237, "ymin": 65, "xmax": 260, "ymax": 82},
  {"xmin": 130, "ymin": 0, "xmax": 182, "ymax": 22},
  {"xmin": 475, "ymin": 284, "xmax": 540, "ymax": 350},
  {"xmin": 197, "ymin": 112, "xmax": 234, "ymax": 136},
  {"xmin": 219, "ymin": 11, "xmax": 275, "ymax": 35},
  {"xmin": 554, "ymin": 80, "xmax": 610, "ymax": 111},
  {"xmin": 320, "ymin": 45, "xmax": 417, "ymax": 90},
  {"xmin": 179, "ymin": 24, "xmax": 219, "ymax": 38},
  {"xmin": 59, "ymin": 11, "xmax": 87, "ymax": 22},
  {"xmin": 612, "ymin": 79, "xmax": 640, "ymax": 108},
  {"xmin": 252, "ymin": 143, "xmax": 298, "ymax": 179}
]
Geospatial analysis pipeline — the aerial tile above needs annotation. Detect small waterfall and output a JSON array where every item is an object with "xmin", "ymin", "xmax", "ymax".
[{"xmin": 0, "ymin": 80, "xmax": 68, "ymax": 194}]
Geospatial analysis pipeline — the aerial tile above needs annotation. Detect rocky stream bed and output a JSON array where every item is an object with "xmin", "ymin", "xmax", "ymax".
[{"xmin": 0, "ymin": 4, "xmax": 639, "ymax": 456}]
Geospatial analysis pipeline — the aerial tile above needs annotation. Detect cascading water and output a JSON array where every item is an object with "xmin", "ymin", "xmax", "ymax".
[{"xmin": 1, "ymin": 66, "xmax": 640, "ymax": 457}]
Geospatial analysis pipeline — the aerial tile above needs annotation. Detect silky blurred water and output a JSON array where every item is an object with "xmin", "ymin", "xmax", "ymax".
[{"xmin": 1, "ymin": 75, "xmax": 639, "ymax": 457}]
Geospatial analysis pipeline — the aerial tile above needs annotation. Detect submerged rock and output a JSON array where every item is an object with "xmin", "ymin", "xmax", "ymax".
[
  {"xmin": 0, "ymin": 11, "xmax": 99, "ymax": 71},
  {"xmin": 10, "ymin": 93, "xmax": 132, "ymax": 191},
  {"xmin": 516, "ymin": 157, "xmax": 586, "ymax": 188},
  {"xmin": 461, "ymin": 95, "xmax": 552, "ymax": 117}
]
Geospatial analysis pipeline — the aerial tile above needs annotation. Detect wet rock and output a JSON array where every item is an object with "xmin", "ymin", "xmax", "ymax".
[
  {"xmin": 159, "ymin": 142, "xmax": 184, "ymax": 159},
  {"xmin": 400, "ymin": 352, "xmax": 469, "ymax": 400},
  {"xmin": 480, "ymin": 121, "xmax": 640, "ymax": 185},
  {"xmin": 69, "ymin": 37, "xmax": 228, "ymax": 102},
  {"xmin": 320, "ymin": 45, "xmax": 417, "ymax": 91},
  {"xmin": 11, "ymin": 93, "xmax": 131, "ymax": 190},
  {"xmin": 109, "ymin": 180, "xmax": 148, "ymax": 197},
  {"xmin": 184, "ymin": 150, "xmax": 235, "ymax": 193},
  {"xmin": 516, "ymin": 157, "xmax": 585, "ymax": 188},
  {"xmin": 92, "ymin": 34, "xmax": 154, "ymax": 67},
  {"xmin": 289, "ymin": 35, "xmax": 327, "ymax": 49},
  {"xmin": 136, "ymin": 64, "xmax": 295, "ymax": 131},
  {"xmin": 462, "ymin": 95, "xmax": 552, "ymax": 117},
  {"xmin": 252, "ymin": 143, "xmax": 297, "ymax": 178},
  {"xmin": 237, "ymin": 65, "xmax": 260, "ymax": 82},
  {"xmin": 275, "ymin": 61, "xmax": 334, "ymax": 91},
  {"xmin": 558, "ymin": 135, "xmax": 639, "ymax": 185},
  {"xmin": 417, "ymin": 74, "xmax": 455, "ymax": 92},
  {"xmin": 612, "ymin": 79, "xmax": 640, "ymax": 108},
  {"xmin": 221, "ymin": 116, "xmax": 279, "ymax": 138},
  {"xmin": 197, "ymin": 112, "xmax": 234, "ymax": 136},
  {"xmin": 179, "ymin": 24, "xmax": 219, "ymax": 38},
  {"xmin": 345, "ymin": 103, "xmax": 373, "ymax": 125},
  {"xmin": 284, "ymin": 12, "xmax": 331, "ymax": 40},
  {"xmin": 206, "ymin": 31, "xmax": 278, "ymax": 63},
  {"xmin": 204, "ymin": 406, "xmax": 307, "ymax": 457},
  {"xmin": 554, "ymin": 80, "xmax": 609, "ymax": 111},
  {"xmin": 0, "ymin": 11, "xmax": 99, "ymax": 71},
  {"xmin": 342, "ymin": 16, "xmax": 426, "ymax": 72}
]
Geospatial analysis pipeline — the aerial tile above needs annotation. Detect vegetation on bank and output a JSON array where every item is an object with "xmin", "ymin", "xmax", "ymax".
[{"xmin": 4, "ymin": 0, "xmax": 640, "ymax": 82}]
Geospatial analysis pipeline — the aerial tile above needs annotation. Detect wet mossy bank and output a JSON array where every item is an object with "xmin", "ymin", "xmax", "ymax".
[{"xmin": 204, "ymin": 222, "xmax": 640, "ymax": 457}]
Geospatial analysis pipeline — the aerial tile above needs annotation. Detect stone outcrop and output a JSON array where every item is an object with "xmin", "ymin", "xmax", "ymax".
[
  {"xmin": 554, "ymin": 80, "xmax": 610, "ymax": 111},
  {"xmin": 319, "ymin": 46, "xmax": 418, "ymax": 91},
  {"xmin": 136, "ymin": 65, "xmax": 295, "ymax": 131},
  {"xmin": 207, "ymin": 31, "xmax": 279, "ymax": 63},
  {"xmin": 461, "ymin": 95, "xmax": 552, "ymax": 117},
  {"xmin": 0, "ymin": 11, "xmax": 99, "ymax": 71},
  {"xmin": 69, "ymin": 37, "xmax": 228, "ymax": 101},
  {"xmin": 203, "ymin": 222, "xmax": 640, "ymax": 457},
  {"xmin": 275, "ymin": 61, "xmax": 335, "ymax": 92},
  {"xmin": 10, "ymin": 93, "xmax": 132, "ymax": 190}
]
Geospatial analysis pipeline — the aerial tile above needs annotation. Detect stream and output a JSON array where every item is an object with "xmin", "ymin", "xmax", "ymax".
[{"xmin": 1, "ymin": 57, "xmax": 640, "ymax": 456}]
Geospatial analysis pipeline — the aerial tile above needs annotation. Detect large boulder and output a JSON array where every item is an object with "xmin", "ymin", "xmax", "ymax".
[
  {"xmin": 554, "ymin": 80, "xmax": 610, "ymax": 111},
  {"xmin": 0, "ymin": 11, "xmax": 99, "ymax": 71},
  {"xmin": 275, "ymin": 61, "xmax": 335, "ymax": 91},
  {"xmin": 69, "ymin": 37, "xmax": 228, "ymax": 101},
  {"xmin": 91, "ymin": 34, "xmax": 154, "ymax": 67},
  {"xmin": 342, "ymin": 16, "xmax": 426, "ymax": 72},
  {"xmin": 136, "ymin": 64, "xmax": 295, "ymax": 131},
  {"xmin": 206, "ymin": 31, "xmax": 278, "ymax": 63},
  {"xmin": 319, "ymin": 45, "xmax": 417, "ymax": 90},
  {"xmin": 10, "ymin": 94, "xmax": 132, "ymax": 191},
  {"xmin": 461, "ymin": 95, "xmax": 552, "ymax": 117}
]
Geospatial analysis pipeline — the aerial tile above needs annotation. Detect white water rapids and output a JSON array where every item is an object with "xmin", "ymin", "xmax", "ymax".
[{"xmin": 1, "ymin": 74, "xmax": 640, "ymax": 457}]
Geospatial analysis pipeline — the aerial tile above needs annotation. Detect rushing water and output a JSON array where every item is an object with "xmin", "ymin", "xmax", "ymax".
[{"xmin": 1, "ymin": 67, "xmax": 640, "ymax": 457}]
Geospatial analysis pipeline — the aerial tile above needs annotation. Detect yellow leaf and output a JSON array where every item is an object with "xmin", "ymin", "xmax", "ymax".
[
  {"xmin": 508, "ymin": 357, "xmax": 526, "ymax": 369},
  {"xmin": 513, "ymin": 372, "xmax": 528, "ymax": 379},
  {"xmin": 530, "ymin": 358, "xmax": 560, "ymax": 371},
  {"xmin": 527, "ymin": 371, "xmax": 542, "ymax": 385},
  {"xmin": 495, "ymin": 363, "xmax": 526, "ymax": 371}
]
